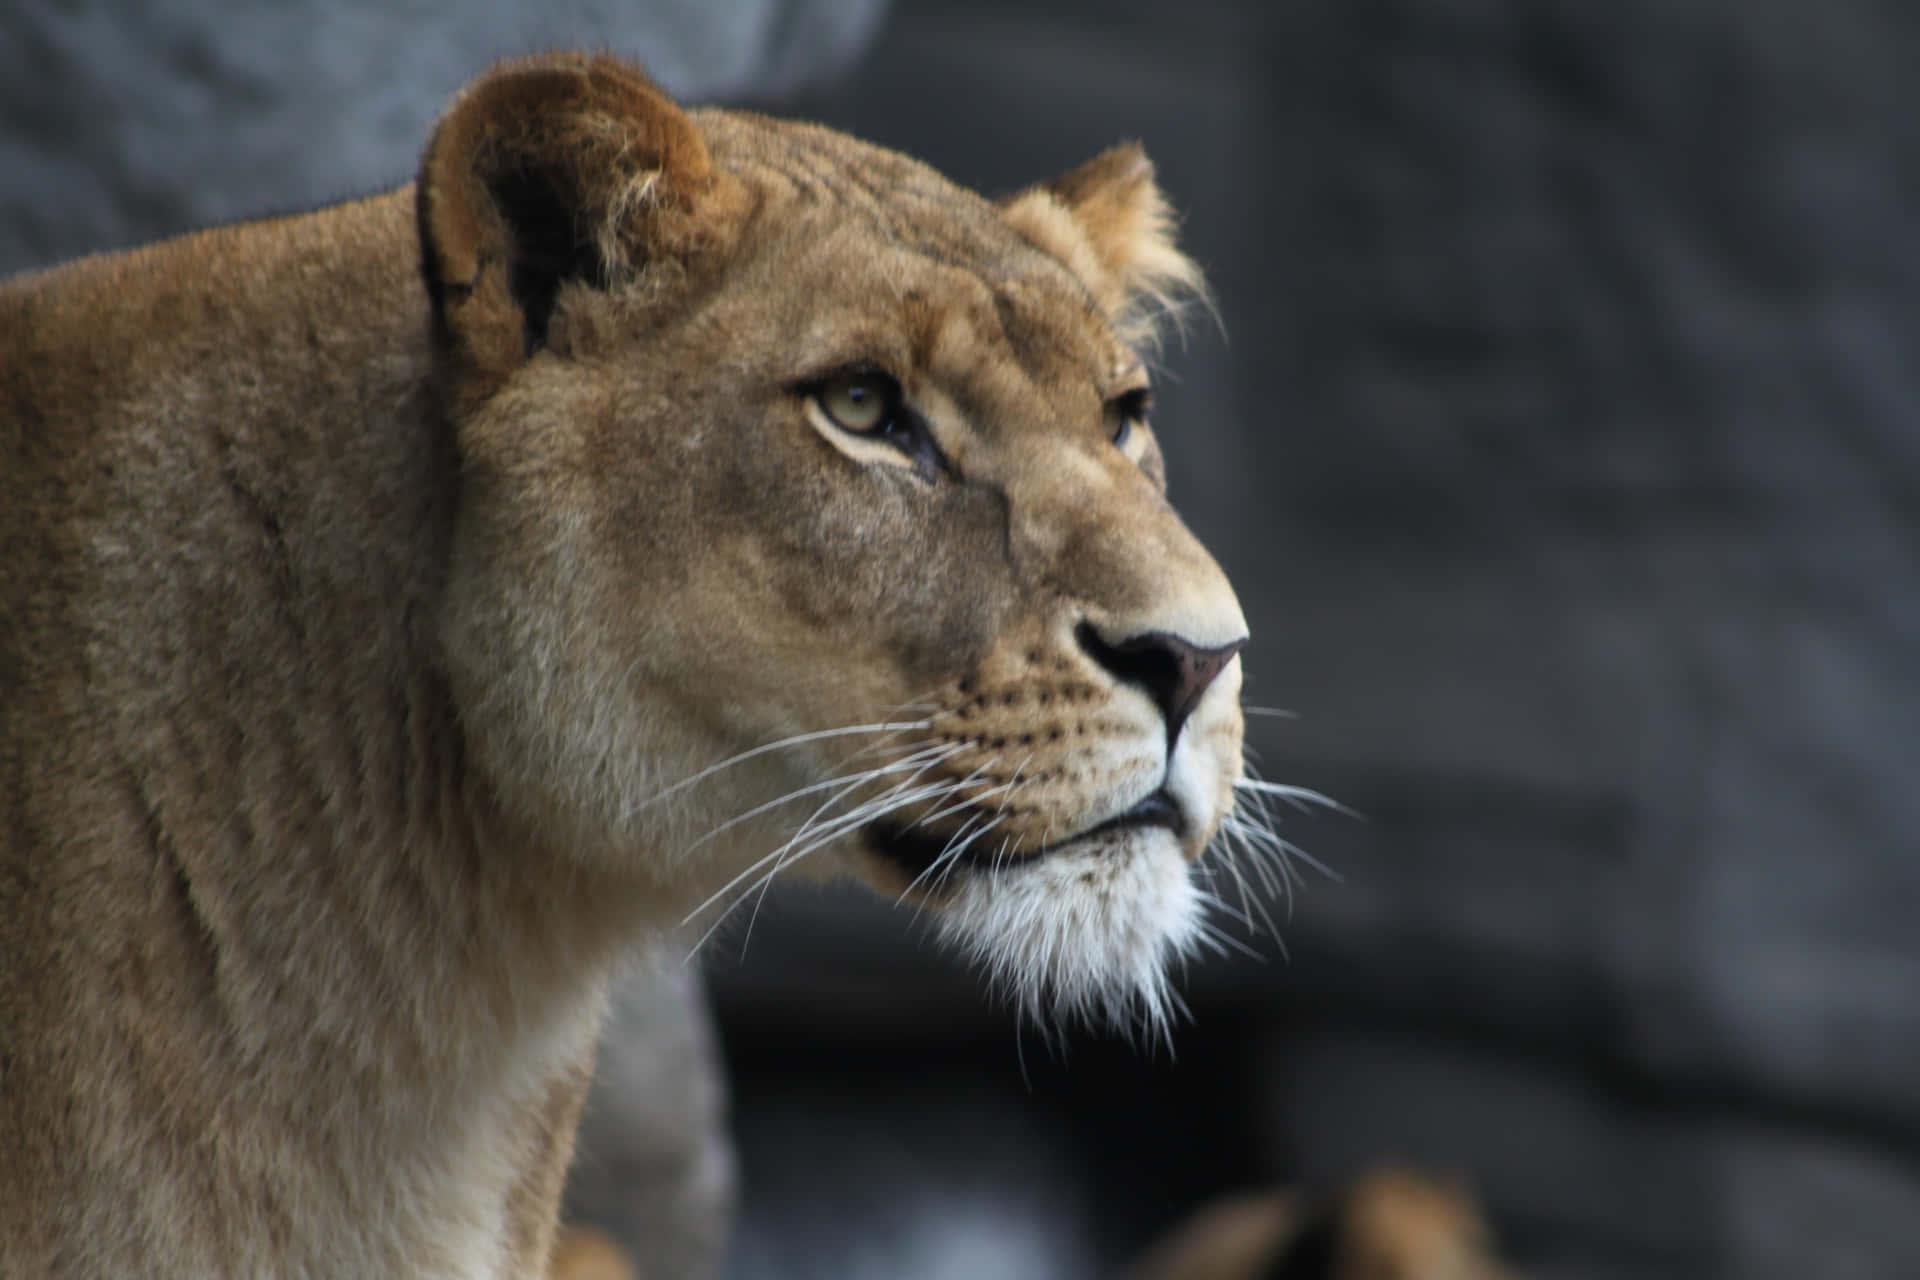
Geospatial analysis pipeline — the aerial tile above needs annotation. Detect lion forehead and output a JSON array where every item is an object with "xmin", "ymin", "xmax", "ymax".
[{"xmin": 690, "ymin": 110, "xmax": 1124, "ymax": 386}]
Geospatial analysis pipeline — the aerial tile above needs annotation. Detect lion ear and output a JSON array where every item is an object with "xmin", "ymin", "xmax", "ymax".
[
  {"xmin": 417, "ymin": 54, "xmax": 733, "ymax": 396},
  {"xmin": 1001, "ymin": 144, "xmax": 1205, "ymax": 349}
]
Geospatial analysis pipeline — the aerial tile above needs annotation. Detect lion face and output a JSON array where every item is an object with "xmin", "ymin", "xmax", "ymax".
[{"xmin": 426, "ymin": 57, "xmax": 1247, "ymax": 1028}]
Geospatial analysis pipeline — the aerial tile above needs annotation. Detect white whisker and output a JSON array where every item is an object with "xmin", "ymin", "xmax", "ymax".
[
  {"xmin": 625, "ymin": 718, "xmax": 933, "ymax": 820},
  {"xmin": 896, "ymin": 811, "xmax": 989, "ymax": 902},
  {"xmin": 1223, "ymin": 813, "xmax": 1301, "ymax": 903},
  {"xmin": 681, "ymin": 770, "xmax": 968, "ymax": 937},
  {"xmin": 894, "ymin": 756, "xmax": 1043, "ymax": 901},
  {"xmin": 1212, "ymin": 824, "xmax": 1278, "ymax": 932},
  {"xmin": 675, "ymin": 740, "xmax": 960, "ymax": 858},
  {"xmin": 1220, "ymin": 822, "xmax": 1288, "ymax": 934},
  {"xmin": 1187, "ymin": 901, "xmax": 1265, "ymax": 964},
  {"xmin": 700, "ymin": 772, "xmax": 979, "ymax": 957},
  {"xmin": 910, "ymin": 771, "xmax": 1023, "ymax": 840},
  {"xmin": 1232, "ymin": 777, "xmax": 1355, "ymax": 817}
]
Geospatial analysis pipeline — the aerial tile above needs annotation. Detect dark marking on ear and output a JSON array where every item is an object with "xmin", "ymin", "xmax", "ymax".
[
  {"xmin": 415, "ymin": 53, "xmax": 746, "ymax": 405},
  {"xmin": 491, "ymin": 170, "xmax": 604, "ymax": 356}
]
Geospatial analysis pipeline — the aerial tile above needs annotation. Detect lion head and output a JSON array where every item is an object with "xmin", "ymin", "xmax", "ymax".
[{"xmin": 422, "ymin": 55, "xmax": 1252, "ymax": 1030}]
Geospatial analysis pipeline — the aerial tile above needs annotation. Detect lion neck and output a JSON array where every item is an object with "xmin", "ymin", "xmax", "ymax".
[{"xmin": 11, "ymin": 188, "xmax": 656, "ymax": 1271}]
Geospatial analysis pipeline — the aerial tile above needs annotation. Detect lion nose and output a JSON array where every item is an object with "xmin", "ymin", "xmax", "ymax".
[{"xmin": 1075, "ymin": 622, "xmax": 1246, "ymax": 748}]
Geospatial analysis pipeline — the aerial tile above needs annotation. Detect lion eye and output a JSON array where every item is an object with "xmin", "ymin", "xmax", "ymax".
[
  {"xmin": 816, "ymin": 371, "xmax": 900, "ymax": 435},
  {"xmin": 802, "ymin": 368, "xmax": 948, "ymax": 479},
  {"xmin": 1110, "ymin": 387, "xmax": 1153, "ymax": 451}
]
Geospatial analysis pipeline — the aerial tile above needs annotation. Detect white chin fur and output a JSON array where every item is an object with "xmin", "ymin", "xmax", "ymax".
[{"xmin": 933, "ymin": 830, "xmax": 1200, "ymax": 1038}]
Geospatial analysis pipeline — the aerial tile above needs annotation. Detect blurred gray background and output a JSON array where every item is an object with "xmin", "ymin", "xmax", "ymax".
[{"xmin": 8, "ymin": 2, "xmax": 1917, "ymax": 1278}]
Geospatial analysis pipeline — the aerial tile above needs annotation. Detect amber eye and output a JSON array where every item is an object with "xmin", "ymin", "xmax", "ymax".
[
  {"xmin": 801, "ymin": 366, "xmax": 947, "ymax": 478},
  {"xmin": 815, "ymin": 371, "xmax": 900, "ymax": 435}
]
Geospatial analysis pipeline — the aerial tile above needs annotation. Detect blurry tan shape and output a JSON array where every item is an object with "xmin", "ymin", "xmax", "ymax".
[
  {"xmin": 1340, "ymin": 1168, "xmax": 1514, "ymax": 1280},
  {"xmin": 1125, "ymin": 1188, "xmax": 1305, "ymax": 1280},
  {"xmin": 550, "ymin": 1224, "xmax": 639, "ymax": 1280},
  {"xmin": 1127, "ymin": 1166, "xmax": 1518, "ymax": 1280}
]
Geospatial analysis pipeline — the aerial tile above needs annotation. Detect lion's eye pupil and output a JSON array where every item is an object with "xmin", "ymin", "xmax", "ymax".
[{"xmin": 821, "ymin": 374, "xmax": 895, "ymax": 434}]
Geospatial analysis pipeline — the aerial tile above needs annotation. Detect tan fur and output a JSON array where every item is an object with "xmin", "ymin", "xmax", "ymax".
[
  {"xmin": 0, "ymin": 54, "xmax": 1247, "ymax": 1276},
  {"xmin": 1001, "ymin": 143, "xmax": 1208, "ymax": 350}
]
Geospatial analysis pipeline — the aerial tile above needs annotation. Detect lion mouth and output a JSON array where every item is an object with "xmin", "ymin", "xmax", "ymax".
[{"xmin": 868, "ymin": 787, "xmax": 1186, "ymax": 881}]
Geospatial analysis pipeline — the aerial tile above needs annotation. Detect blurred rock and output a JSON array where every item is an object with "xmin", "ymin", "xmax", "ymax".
[
  {"xmin": 0, "ymin": 0, "xmax": 886, "ymax": 272},
  {"xmin": 725, "ymin": 1069, "xmax": 1098, "ymax": 1280},
  {"xmin": 568, "ymin": 951, "xmax": 735, "ymax": 1280},
  {"xmin": 1233, "ymin": 0, "xmax": 1920, "ymax": 1132},
  {"xmin": 1268, "ymin": 1029, "xmax": 1920, "ymax": 1280}
]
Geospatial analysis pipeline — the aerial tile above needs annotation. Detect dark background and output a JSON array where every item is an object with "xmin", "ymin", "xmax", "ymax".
[{"xmin": 9, "ymin": 3, "xmax": 1917, "ymax": 1277}]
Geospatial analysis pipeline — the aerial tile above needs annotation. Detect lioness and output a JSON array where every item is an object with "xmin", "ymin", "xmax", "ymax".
[{"xmin": 0, "ymin": 53, "xmax": 1252, "ymax": 1276}]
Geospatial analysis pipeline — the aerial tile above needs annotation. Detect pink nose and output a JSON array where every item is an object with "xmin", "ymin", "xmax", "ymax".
[{"xmin": 1075, "ymin": 622, "xmax": 1245, "ymax": 747}]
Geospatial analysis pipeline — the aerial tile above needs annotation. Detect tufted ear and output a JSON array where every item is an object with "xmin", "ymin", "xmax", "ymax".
[
  {"xmin": 1001, "ymin": 143, "xmax": 1206, "ymax": 349},
  {"xmin": 417, "ymin": 53, "xmax": 735, "ymax": 399}
]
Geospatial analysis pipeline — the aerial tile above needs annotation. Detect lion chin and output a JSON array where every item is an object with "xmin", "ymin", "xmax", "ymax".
[{"xmin": 938, "ymin": 830, "xmax": 1204, "ymax": 1033}]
